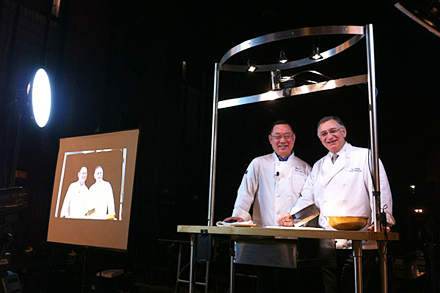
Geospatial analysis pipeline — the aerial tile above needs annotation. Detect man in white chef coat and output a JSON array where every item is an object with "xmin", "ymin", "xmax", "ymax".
[
  {"xmin": 60, "ymin": 167, "xmax": 89, "ymax": 219},
  {"xmin": 278, "ymin": 116, "xmax": 395, "ymax": 293},
  {"xmin": 88, "ymin": 166, "xmax": 116, "ymax": 220},
  {"xmin": 224, "ymin": 120, "xmax": 311, "ymax": 293}
]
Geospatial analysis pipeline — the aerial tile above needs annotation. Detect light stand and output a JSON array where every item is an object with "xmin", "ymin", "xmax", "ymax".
[{"xmin": 9, "ymin": 68, "xmax": 51, "ymax": 187}]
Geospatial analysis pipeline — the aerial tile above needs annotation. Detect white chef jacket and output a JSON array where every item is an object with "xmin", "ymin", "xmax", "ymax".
[
  {"xmin": 290, "ymin": 143, "xmax": 395, "ymax": 249},
  {"xmin": 60, "ymin": 181, "xmax": 89, "ymax": 219},
  {"xmin": 89, "ymin": 180, "xmax": 115, "ymax": 219},
  {"xmin": 232, "ymin": 152, "xmax": 311, "ymax": 226}
]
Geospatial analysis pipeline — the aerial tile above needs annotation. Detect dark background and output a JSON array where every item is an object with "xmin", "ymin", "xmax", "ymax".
[{"xmin": 0, "ymin": 0, "xmax": 438, "ymax": 291}]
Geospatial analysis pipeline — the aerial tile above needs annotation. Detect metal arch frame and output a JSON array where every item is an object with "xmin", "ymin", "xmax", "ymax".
[
  {"xmin": 208, "ymin": 25, "xmax": 381, "ymax": 228},
  {"xmin": 218, "ymin": 26, "xmax": 365, "ymax": 72},
  {"xmin": 207, "ymin": 24, "xmax": 387, "ymax": 293}
]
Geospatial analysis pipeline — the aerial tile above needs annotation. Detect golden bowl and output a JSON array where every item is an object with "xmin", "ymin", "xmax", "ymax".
[{"xmin": 326, "ymin": 216, "xmax": 369, "ymax": 230}]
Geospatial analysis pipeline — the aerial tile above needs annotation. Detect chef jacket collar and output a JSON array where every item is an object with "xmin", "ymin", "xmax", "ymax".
[
  {"xmin": 328, "ymin": 142, "xmax": 350, "ymax": 158},
  {"xmin": 274, "ymin": 151, "xmax": 293, "ymax": 161}
]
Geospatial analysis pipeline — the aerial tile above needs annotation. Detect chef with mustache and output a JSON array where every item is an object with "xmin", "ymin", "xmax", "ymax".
[{"xmin": 278, "ymin": 115, "xmax": 395, "ymax": 293}]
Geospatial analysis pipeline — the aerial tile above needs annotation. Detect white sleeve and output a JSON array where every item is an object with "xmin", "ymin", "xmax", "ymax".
[
  {"xmin": 106, "ymin": 182, "xmax": 115, "ymax": 216},
  {"xmin": 376, "ymin": 160, "xmax": 395, "ymax": 226},
  {"xmin": 290, "ymin": 167, "xmax": 316, "ymax": 215},
  {"xmin": 60, "ymin": 183, "xmax": 73, "ymax": 218},
  {"xmin": 231, "ymin": 159, "xmax": 259, "ymax": 221}
]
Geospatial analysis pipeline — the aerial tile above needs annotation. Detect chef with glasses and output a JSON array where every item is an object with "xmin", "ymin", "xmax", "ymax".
[{"xmin": 278, "ymin": 115, "xmax": 395, "ymax": 293}]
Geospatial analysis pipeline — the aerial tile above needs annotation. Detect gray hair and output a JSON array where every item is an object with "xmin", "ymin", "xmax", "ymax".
[{"xmin": 317, "ymin": 116, "xmax": 345, "ymax": 135}]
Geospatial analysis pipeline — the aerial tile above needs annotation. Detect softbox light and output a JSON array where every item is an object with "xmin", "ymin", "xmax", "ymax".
[{"xmin": 29, "ymin": 68, "xmax": 51, "ymax": 128}]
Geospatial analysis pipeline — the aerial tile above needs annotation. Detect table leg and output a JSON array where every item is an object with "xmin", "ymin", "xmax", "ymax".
[
  {"xmin": 189, "ymin": 234, "xmax": 195, "ymax": 293},
  {"xmin": 378, "ymin": 240, "xmax": 388, "ymax": 293},
  {"xmin": 205, "ymin": 260, "xmax": 210, "ymax": 293},
  {"xmin": 230, "ymin": 245, "xmax": 235, "ymax": 293},
  {"xmin": 174, "ymin": 243, "xmax": 183, "ymax": 293},
  {"xmin": 352, "ymin": 240, "xmax": 363, "ymax": 293}
]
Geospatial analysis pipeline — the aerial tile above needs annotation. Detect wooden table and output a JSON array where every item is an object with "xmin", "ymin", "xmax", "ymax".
[{"xmin": 177, "ymin": 225, "xmax": 399, "ymax": 293}]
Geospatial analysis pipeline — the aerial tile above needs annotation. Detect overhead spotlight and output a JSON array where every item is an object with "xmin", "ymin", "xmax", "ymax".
[
  {"xmin": 278, "ymin": 50, "xmax": 288, "ymax": 63},
  {"xmin": 310, "ymin": 36, "xmax": 323, "ymax": 60},
  {"xmin": 310, "ymin": 46, "xmax": 323, "ymax": 60},
  {"xmin": 247, "ymin": 60, "xmax": 257, "ymax": 72}
]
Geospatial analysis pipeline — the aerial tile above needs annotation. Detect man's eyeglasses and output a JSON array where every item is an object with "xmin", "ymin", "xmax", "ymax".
[
  {"xmin": 271, "ymin": 134, "xmax": 294, "ymax": 140},
  {"xmin": 318, "ymin": 127, "xmax": 343, "ymax": 138}
]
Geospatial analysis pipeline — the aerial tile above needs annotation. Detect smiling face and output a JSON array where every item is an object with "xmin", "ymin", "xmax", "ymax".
[
  {"xmin": 269, "ymin": 124, "xmax": 295, "ymax": 159},
  {"xmin": 318, "ymin": 119, "xmax": 347, "ymax": 153},
  {"xmin": 94, "ymin": 167, "xmax": 103, "ymax": 182},
  {"xmin": 77, "ymin": 167, "xmax": 87, "ymax": 184}
]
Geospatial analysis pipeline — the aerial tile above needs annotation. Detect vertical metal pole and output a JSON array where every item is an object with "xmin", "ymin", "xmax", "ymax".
[
  {"xmin": 207, "ymin": 63, "xmax": 220, "ymax": 226},
  {"xmin": 189, "ymin": 234, "xmax": 195, "ymax": 293},
  {"xmin": 366, "ymin": 24, "xmax": 381, "ymax": 232},
  {"xmin": 175, "ymin": 243, "xmax": 183, "ymax": 292},
  {"xmin": 378, "ymin": 241, "xmax": 388, "ymax": 293},
  {"xmin": 204, "ymin": 261, "xmax": 210, "ymax": 293},
  {"xmin": 366, "ymin": 24, "xmax": 388, "ymax": 293},
  {"xmin": 230, "ymin": 246, "xmax": 235, "ymax": 293},
  {"xmin": 353, "ymin": 240, "xmax": 363, "ymax": 293}
]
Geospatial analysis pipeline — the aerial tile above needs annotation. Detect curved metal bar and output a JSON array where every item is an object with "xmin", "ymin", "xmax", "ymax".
[
  {"xmin": 218, "ymin": 75, "xmax": 368, "ymax": 109},
  {"xmin": 395, "ymin": 3, "xmax": 440, "ymax": 38},
  {"xmin": 220, "ymin": 34, "xmax": 364, "ymax": 72},
  {"xmin": 219, "ymin": 25, "xmax": 365, "ymax": 69}
]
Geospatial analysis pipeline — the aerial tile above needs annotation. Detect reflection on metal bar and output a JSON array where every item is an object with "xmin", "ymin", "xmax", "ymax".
[
  {"xmin": 208, "ymin": 64, "xmax": 220, "ymax": 226},
  {"xmin": 395, "ymin": 3, "xmax": 440, "ymax": 38},
  {"xmin": 366, "ymin": 24, "xmax": 381, "ymax": 233},
  {"xmin": 218, "ymin": 74, "xmax": 368, "ymax": 109},
  {"xmin": 353, "ymin": 240, "xmax": 363, "ymax": 293},
  {"xmin": 220, "ymin": 35, "xmax": 365, "ymax": 73},
  {"xmin": 219, "ymin": 26, "xmax": 365, "ymax": 67}
]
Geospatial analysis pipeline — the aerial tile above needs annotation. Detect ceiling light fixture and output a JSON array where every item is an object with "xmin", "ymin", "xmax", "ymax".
[
  {"xmin": 310, "ymin": 36, "xmax": 323, "ymax": 60},
  {"xmin": 310, "ymin": 46, "xmax": 323, "ymax": 60},
  {"xmin": 278, "ymin": 50, "xmax": 288, "ymax": 63},
  {"xmin": 247, "ymin": 60, "xmax": 257, "ymax": 72}
]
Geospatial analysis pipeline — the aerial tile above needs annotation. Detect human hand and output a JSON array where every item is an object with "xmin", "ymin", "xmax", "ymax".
[
  {"xmin": 223, "ymin": 216, "xmax": 244, "ymax": 223},
  {"xmin": 367, "ymin": 224, "xmax": 390, "ymax": 232},
  {"xmin": 277, "ymin": 213, "xmax": 294, "ymax": 226}
]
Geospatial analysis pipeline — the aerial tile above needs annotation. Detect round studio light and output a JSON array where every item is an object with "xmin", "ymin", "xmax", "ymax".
[{"xmin": 31, "ymin": 68, "xmax": 51, "ymax": 128}]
